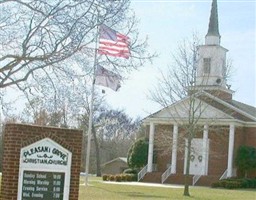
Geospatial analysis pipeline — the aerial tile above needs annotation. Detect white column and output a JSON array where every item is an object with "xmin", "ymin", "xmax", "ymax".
[
  {"xmin": 227, "ymin": 124, "xmax": 235, "ymax": 177},
  {"xmin": 202, "ymin": 124, "xmax": 209, "ymax": 175},
  {"xmin": 147, "ymin": 122, "xmax": 155, "ymax": 172},
  {"xmin": 171, "ymin": 124, "xmax": 178, "ymax": 174}
]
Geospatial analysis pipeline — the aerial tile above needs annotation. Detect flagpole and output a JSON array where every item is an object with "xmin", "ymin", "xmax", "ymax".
[{"xmin": 85, "ymin": 23, "xmax": 99, "ymax": 187}]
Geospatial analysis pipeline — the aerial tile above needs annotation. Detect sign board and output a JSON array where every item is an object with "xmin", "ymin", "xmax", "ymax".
[{"xmin": 17, "ymin": 138, "xmax": 72, "ymax": 200}]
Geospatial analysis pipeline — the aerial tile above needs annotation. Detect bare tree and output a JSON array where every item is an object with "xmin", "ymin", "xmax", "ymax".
[
  {"xmin": 0, "ymin": 1, "xmax": 155, "ymax": 146},
  {"xmin": 151, "ymin": 36, "xmax": 199, "ymax": 196},
  {"xmin": 78, "ymin": 105, "xmax": 140, "ymax": 176},
  {"xmin": 150, "ymin": 35, "xmax": 232, "ymax": 196},
  {"xmin": 96, "ymin": 109, "xmax": 140, "ymax": 160},
  {"xmin": 0, "ymin": 0, "xmax": 154, "ymax": 93}
]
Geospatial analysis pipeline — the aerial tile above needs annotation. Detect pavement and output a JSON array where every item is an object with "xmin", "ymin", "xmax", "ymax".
[
  {"xmin": 99, "ymin": 181, "xmax": 183, "ymax": 188},
  {"xmin": 79, "ymin": 174, "xmax": 184, "ymax": 188}
]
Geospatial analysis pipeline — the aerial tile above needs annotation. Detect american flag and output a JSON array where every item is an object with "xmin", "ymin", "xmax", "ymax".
[{"xmin": 98, "ymin": 24, "xmax": 130, "ymax": 59}]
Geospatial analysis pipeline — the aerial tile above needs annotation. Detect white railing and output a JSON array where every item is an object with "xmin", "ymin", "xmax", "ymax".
[
  {"xmin": 220, "ymin": 168, "xmax": 237, "ymax": 180},
  {"xmin": 219, "ymin": 169, "xmax": 227, "ymax": 180},
  {"xmin": 161, "ymin": 165, "xmax": 172, "ymax": 183},
  {"xmin": 192, "ymin": 174, "xmax": 201, "ymax": 186},
  {"xmin": 193, "ymin": 169, "xmax": 205, "ymax": 186},
  {"xmin": 137, "ymin": 165, "xmax": 148, "ymax": 182}
]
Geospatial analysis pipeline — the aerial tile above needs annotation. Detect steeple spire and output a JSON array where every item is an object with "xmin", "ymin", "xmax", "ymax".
[
  {"xmin": 205, "ymin": 0, "xmax": 221, "ymax": 45},
  {"xmin": 207, "ymin": 0, "xmax": 220, "ymax": 37}
]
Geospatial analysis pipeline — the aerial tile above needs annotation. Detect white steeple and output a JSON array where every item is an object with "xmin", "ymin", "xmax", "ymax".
[{"xmin": 195, "ymin": 0, "xmax": 229, "ymax": 90}]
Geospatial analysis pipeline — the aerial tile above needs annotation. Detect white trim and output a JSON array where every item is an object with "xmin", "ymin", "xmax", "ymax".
[
  {"xmin": 203, "ymin": 125, "xmax": 209, "ymax": 175},
  {"xmin": 202, "ymin": 91, "xmax": 256, "ymax": 121},
  {"xmin": 188, "ymin": 85, "xmax": 234, "ymax": 94},
  {"xmin": 17, "ymin": 138, "xmax": 72, "ymax": 200},
  {"xmin": 142, "ymin": 91, "xmax": 256, "ymax": 126},
  {"xmin": 147, "ymin": 122, "xmax": 155, "ymax": 172},
  {"xmin": 227, "ymin": 124, "xmax": 235, "ymax": 177},
  {"xmin": 143, "ymin": 93, "xmax": 203, "ymax": 121},
  {"xmin": 171, "ymin": 124, "xmax": 178, "ymax": 174},
  {"xmin": 142, "ymin": 96, "xmax": 237, "ymax": 124},
  {"xmin": 142, "ymin": 118, "xmax": 256, "ymax": 127}
]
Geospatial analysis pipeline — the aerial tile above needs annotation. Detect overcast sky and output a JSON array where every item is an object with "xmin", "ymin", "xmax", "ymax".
[
  {"xmin": 103, "ymin": 0, "xmax": 256, "ymax": 119},
  {"xmin": 1, "ymin": 1, "xmax": 255, "ymax": 121}
]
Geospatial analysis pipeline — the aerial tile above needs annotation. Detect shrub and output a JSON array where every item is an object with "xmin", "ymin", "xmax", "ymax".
[
  {"xmin": 127, "ymin": 138, "xmax": 149, "ymax": 169},
  {"xmin": 225, "ymin": 181, "xmax": 242, "ymax": 189},
  {"xmin": 235, "ymin": 145, "xmax": 256, "ymax": 177},
  {"xmin": 125, "ymin": 174, "xmax": 133, "ymax": 181},
  {"xmin": 115, "ymin": 175, "xmax": 122, "ymax": 182},
  {"xmin": 130, "ymin": 173, "xmax": 137, "ymax": 181},
  {"xmin": 101, "ymin": 173, "xmax": 139, "ymax": 182},
  {"xmin": 212, "ymin": 178, "xmax": 256, "ymax": 189},
  {"xmin": 102, "ymin": 174, "xmax": 109, "ymax": 181},
  {"xmin": 241, "ymin": 178, "xmax": 256, "ymax": 188},
  {"xmin": 109, "ymin": 175, "xmax": 115, "ymax": 181},
  {"xmin": 120, "ymin": 174, "xmax": 127, "ymax": 181}
]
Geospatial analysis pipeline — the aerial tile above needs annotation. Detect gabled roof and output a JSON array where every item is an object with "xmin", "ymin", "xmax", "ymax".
[
  {"xmin": 101, "ymin": 157, "xmax": 127, "ymax": 166},
  {"xmin": 143, "ymin": 91, "xmax": 256, "ymax": 125},
  {"xmin": 200, "ymin": 92, "xmax": 256, "ymax": 122},
  {"xmin": 228, "ymin": 100, "xmax": 256, "ymax": 119}
]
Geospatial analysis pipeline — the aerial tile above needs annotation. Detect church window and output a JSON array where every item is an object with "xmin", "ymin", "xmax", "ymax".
[
  {"xmin": 203, "ymin": 58, "xmax": 211, "ymax": 74},
  {"xmin": 222, "ymin": 59, "xmax": 227, "ymax": 79}
]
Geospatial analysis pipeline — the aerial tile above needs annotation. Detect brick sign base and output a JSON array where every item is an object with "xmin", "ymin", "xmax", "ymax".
[{"xmin": 0, "ymin": 123, "xmax": 83, "ymax": 200}]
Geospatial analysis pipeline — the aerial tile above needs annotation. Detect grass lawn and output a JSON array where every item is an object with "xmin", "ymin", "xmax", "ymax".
[
  {"xmin": 79, "ymin": 177, "xmax": 256, "ymax": 200},
  {"xmin": 0, "ymin": 176, "xmax": 255, "ymax": 199}
]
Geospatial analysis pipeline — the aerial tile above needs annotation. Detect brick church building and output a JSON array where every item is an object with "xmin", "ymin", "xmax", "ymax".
[{"xmin": 139, "ymin": 0, "xmax": 256, "ymax": 186}]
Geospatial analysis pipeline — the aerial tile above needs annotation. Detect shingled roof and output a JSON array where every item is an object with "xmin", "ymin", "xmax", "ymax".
[
  {"xmin": 228, "ymin": 100, "xmax": 256, "ymax": 119},
  {"xmin": 198, "ymin": 92, "xmax": 256, "ymax": 122}
]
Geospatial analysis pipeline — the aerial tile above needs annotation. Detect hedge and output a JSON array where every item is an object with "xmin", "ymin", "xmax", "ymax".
[
  {"xmin": 102, "ymin": 173, "xmax": 137, "ymax": 182},
  {"xmin": 212, "ymin": 178, "xmax": 256, "ymax": 189}
]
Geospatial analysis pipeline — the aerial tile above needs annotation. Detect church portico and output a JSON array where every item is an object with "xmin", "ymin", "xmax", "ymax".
[{"xmin": 142, "ymin": 114, "xmax": 255, "ymax": 185}]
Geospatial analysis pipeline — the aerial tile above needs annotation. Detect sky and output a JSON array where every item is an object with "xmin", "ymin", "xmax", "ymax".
[
  {"xmin": 103, "ymin": 0, "xmax": 256, "ymax": 119},
  {"xmin": 0, "ymin": 0, "xmax": 255, "ymax": 121}
]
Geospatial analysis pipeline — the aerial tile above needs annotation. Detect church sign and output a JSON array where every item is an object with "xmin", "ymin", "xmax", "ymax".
[{"xmin": 17, "ymin": 138, "xmax": 72, "ymax": 200}]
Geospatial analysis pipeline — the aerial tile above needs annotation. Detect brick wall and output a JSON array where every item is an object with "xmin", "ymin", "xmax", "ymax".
[
  {"xmin": 243, "ymin": 127, "xmax": 256, "ymax": 177},
  {"xmin": 207, "ymin": 127, "xmax": 229, "ymax": 175},
  {"xmin": 0, "ymin": 123, "xmax": 83, "ymax": 200},
  {"xmin": 146, "ymin": 123, "xmax": 256, "ymax": 184},
  {"xmin": 154, "ymin": 125, "xmax": 172, "ymax": 172},
  {"xmin": 245, "ymin": 127, "xmax": 256, "ymax": 147},
  {"xmin": 154, "ymin": 125, "xmax": 231, "ymax": 176}
]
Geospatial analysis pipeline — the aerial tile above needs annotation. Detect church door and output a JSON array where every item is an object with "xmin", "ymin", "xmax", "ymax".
[{"xmin": 184, "ymin": 138, "xmax": 208, "ymax": 175}]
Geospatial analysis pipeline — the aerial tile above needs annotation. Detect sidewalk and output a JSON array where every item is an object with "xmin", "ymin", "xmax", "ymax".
[{"xmin": 102, "ymin": 181, "xmax": 183, "ymax": 189}]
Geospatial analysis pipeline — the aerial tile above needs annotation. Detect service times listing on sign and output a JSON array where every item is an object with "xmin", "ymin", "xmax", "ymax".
[{"xmin": 22, "ymin": 171, "xmax": 65, "ymax": 200}]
